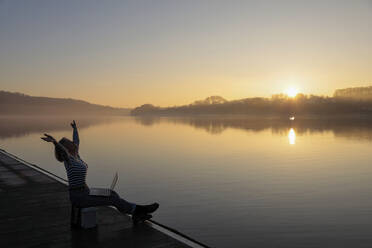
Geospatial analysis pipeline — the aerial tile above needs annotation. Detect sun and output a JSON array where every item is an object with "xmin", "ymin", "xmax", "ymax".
[{"xmin": 285, "ymin": 87, "xmax": 299, "ymax": 98}]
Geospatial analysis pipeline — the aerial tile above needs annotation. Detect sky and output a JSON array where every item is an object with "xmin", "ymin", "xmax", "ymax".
[{"xmin": 1, "ymin": 0, "xmax": 372, "ymax": 108}]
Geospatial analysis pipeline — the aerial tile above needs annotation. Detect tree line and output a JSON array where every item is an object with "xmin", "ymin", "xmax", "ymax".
[{"xmin": 131, "ymin": 86, "xmax": 372, "ymax": 116}]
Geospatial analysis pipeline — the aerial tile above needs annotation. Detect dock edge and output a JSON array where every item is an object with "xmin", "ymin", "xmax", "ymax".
[{"xmin": 0, "ymin": 148, "xmax": 211, "ymax": 248}]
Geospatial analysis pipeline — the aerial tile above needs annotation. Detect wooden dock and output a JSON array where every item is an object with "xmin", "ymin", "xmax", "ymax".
[{"xmin": 0, "ymin": 149, "xmax": 207, "ymax": 248}]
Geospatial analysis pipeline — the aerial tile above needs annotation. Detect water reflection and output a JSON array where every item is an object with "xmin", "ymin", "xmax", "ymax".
[
  {"xmin": 0, "ymin": 116, "xmax": 120, "ymax": 139},
  {"xmin": 2, "ymin": 115, "xmax": 372, "ymax": 142},
  {"xmin": 288, "ymin": 128, "xmax": 296, "ymax": 145},
  {"xmin": 135, "ymin": 116, "xmax": 372, "ymax": 142}
]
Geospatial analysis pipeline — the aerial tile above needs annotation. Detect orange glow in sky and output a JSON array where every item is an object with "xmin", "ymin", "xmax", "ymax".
[{"xmin": 1, "ymin": 1, "xmax": 372, "ymax": 108}]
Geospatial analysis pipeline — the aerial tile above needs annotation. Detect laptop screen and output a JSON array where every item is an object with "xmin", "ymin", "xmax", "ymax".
[{"xmin": 110, "ymin": 172, "xmax": 118, "ymax": 190}]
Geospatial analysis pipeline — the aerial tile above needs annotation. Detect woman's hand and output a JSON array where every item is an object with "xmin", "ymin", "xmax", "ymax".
[
  {"xmin": 71, "ymin": 120, "xmax": 77, "ymax": 129},
  {"xmin": 41, "ymin": 133, "xmax": 56, "ymax": 143}
]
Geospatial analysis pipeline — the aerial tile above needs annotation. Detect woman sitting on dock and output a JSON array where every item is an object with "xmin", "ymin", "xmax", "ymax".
[{"xmin": 41, "ymin": 120, "xmax": 159, "ymax": 223}]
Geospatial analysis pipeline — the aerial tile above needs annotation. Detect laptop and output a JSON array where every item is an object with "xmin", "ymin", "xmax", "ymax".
[{"xmin": 89, "ymin": 172, "xmax": 118, "ymax": 196}]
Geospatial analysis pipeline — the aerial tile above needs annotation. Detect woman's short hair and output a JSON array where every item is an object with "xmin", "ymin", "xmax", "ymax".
[{"xmin": 54, "ymin": 137, "xmax": 73, "ymax": 162}]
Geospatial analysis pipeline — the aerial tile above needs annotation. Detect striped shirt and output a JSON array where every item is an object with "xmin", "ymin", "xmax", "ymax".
[
  {"xmin": 63, "ymin": 127, "xmax": 87, "ymax": 188},
  {"xmin": 64, "ymin": 155, "xmax": 87, "ymax": 188}
]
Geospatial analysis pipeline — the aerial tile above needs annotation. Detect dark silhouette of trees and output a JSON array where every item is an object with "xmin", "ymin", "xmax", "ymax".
[
  {"xmin": 131, "ymin": 86, "xmax": 372, "ymax": 116},
  {"xmin": 334, "ymin": 86, "xmax": 372, "ymax": 101}
]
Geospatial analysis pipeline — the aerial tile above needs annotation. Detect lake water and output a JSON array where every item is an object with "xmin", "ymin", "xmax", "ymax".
[{"xmin": 2, "ymin": 115, "xmax": 372, "ymax": 248}]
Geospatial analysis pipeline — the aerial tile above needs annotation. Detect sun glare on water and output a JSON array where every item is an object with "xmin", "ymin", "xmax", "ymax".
[
  {"xmin": 286, "ymin": 87, "xmax": 299, "ymax": 98},
  {"xmin": 288, "ymin": 128, "xmax": 296, "ymax": 145}
]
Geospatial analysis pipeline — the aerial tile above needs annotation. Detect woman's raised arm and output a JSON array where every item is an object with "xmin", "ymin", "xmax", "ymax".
[{"xmin": 71, "ymin": 120, "xmax": 80, "ymax": 147}]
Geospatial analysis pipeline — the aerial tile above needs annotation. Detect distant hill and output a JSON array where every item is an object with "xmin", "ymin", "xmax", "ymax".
[
  {"xmin": 0, "ymin": 91, "xmax": 131, "ymax": 116},
  {"xmin": 131, "ymin": 96, "xmax": 229, "ymax": 116},
  {"xmin": 334, "ymin": 86, "xmax": 372, "ymax": 100},
  {"xmin": 131, "ymin": 88, "xmax": 372, "ymax": 116}
]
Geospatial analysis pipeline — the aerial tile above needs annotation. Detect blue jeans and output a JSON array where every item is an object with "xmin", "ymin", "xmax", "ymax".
[{"xmin": 69, "ymin": 188, "xmax": 136, "ymax": 214}]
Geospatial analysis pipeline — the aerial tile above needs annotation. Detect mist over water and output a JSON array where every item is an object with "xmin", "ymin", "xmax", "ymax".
[{"xmin": 2, "ymin": 115, "xmax": 372, "ymax": 248}]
